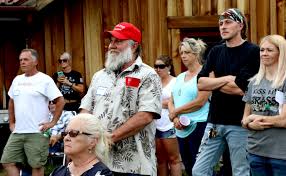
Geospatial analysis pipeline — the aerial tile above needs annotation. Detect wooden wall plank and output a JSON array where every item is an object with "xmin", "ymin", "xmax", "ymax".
[
  {"xmin": 147, "ymin": 0, "xmax": 159, "ymax": 64},
  {"xmin": 256, "ymin": 0, "xmax": 269, "ymax": 41},
  {"xmin": 237, "ymin": 0, "xmax": 249, "ymax": 14},
  {"xmin": 158, "ymin": 0, "xmax": 169, "ymax": 55},
  {"xmin": 211, "ymin": 0, "xmax": 218, "ymax": 15},
  {"xmin": 217, "ymin": 0, "xmax": 225, "ymax": 14},
  {"xmin": 167, "ymin": 0, "xmax": 181, "ymax": 75},
  {"xmin": 184, "ymin": 0, "xmax": 192, "ymax": 16},
  {"xmin": 83, "ymin": 0, "xmax": 104, "ymax": 85},
  {"xmin": 141, "ymin": 0, "xmax": 148, "ymax": 60},
  {"xmin": 128, "ymin": 0, "xmax": 141, "ymax": 26},
  {"xmin": 122, "ymin": 0, "xmax": 129, "ymax": 21},
  {"xmin": 44, "ymin": 16, "xmax": 53, "ymax": 75},
  {"xmin": 68, "ymin": 0, "xmax": 85, "ymax": 78},
  {"xmin": 277, "ymin": 0, "xmax": 285, "ymax": 36},
  {"xmin": 64, "ymin": 0, "xmax": 71, "ymax": 53},
  {"xmin": 270, "ymin": 0, "xmax": 277, "ymax": 34},
  {"xmin": 177, "ymin": 0, "xmax": 185, "ymax": 16},
  {"xmin": 200, "ymin": 0, "xmax": 211, "ymax": 15},
  {"xmin": 249, "ymin": 0, "xmax": 257, "ymax": 43}
]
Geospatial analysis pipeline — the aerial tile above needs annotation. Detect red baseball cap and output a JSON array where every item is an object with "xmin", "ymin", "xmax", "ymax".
[{"xmin": 107, "ymin": 22, "xmax": 141, "ymax": 43}]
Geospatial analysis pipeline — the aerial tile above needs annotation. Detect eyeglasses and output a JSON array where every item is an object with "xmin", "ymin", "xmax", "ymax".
[
  {"xmin": 58, "ymin": 59, "xmax": 68, "ymax": 64},
  {"xmin": 154, "ymin": 64, "xmax": 167, "ymax": 69},
  {"xmin": 61, "ymin": 130, "xmax": 92, "ymax": 138}
]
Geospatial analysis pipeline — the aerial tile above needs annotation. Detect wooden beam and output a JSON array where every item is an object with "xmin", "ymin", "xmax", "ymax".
[
  {"xmin": 249, "ymin": 0, "xmax": 257, "ymax": 43},
  {"xmin": 167, "ymin": 15, "xmax": 219, "ymax": 28}
]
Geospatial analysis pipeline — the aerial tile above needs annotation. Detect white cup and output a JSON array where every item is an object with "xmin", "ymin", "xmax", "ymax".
[{"xmin": 179, "ymin": 116, "xmax": 190, "ymax": 126}]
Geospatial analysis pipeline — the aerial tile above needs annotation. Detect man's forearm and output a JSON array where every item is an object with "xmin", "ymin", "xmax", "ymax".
[
  {"xmin": 198, "ymin": 77, "xmax": 229, "ymax": 91},
  {"xmin": 8, "ymin": 99, "xmax": 15, "ymax": 124},
  {"xmin": 112, "ymin": 112, "xmax": 153, "ymax": 143},
  {"xmin": 72, "ymin": 83, "xmax": 85, "ymax": 93}
]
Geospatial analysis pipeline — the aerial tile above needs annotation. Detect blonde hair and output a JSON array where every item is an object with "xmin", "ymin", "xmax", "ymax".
[
  {"xmin": 179, "ymin": 38, "xmax": 207, "ymax": 64},
  {"xmin": 252, "ymin": 34, "xmax": 286, "ymax": 88},
  {"xmin": 72, "ymin": 113, "xmax": 111, "ymax": 162}
]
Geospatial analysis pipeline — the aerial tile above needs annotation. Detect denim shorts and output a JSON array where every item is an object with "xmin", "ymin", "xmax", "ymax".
[{"xmin": 155, "ymin": 128, "xmax": 176, "ymax": 139}]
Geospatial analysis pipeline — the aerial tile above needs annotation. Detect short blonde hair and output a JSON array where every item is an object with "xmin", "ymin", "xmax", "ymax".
[{"xmin": 252, "ymin": 34, "xmax": 286, "ymax": 88}]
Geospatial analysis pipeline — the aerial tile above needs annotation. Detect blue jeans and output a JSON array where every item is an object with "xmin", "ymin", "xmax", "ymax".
[
  {"xmin": 248, "ymin": 153, "xmax": 286, "ymax": 176},
  {"xmin": 177, "ymin": 122, "xmax": 207, "ymax": 176},
  {"xmin": 192, "ymin": 123, "xmax": 249, "ymax": 176}
]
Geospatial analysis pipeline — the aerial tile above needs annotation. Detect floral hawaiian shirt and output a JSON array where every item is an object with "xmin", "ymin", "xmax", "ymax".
[{"xmin": 80, "ymin": 56, "xmax": 162, "ymax": 175}]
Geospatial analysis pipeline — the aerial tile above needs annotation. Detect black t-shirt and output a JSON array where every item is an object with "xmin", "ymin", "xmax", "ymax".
[
  {"xmin": 198, "ymin": 41, "xmax": 260, "ymax": 125},
  {"xmin": 52, "ymin": 70, "xmax": 83, "ymax": 111},
  {"xmin": 50, "ymin": 161, "xmax": 113, "ymax": 176}
]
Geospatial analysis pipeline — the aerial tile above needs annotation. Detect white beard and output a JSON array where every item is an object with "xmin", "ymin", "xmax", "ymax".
[{"xmin": 105, "ymin": 47, "xmax": 133, "ymax": 72}]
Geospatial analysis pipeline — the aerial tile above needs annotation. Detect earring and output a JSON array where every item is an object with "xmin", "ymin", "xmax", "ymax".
[
  {"xmin": 88, "ymin": 148, "xmax": 93, "ymax": 154},
  {"xmin": 168, "ymin": 71, "xmax": 170, "ymax": 75}
]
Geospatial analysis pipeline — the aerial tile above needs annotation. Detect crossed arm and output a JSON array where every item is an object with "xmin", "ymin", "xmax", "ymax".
[
  {"xmin": 242, "ymin": 103, "xmax": 286, "ymax": 130},
  {"xmin": 198, "ymin": 72, "xmax": 244, "ymax": 96}
]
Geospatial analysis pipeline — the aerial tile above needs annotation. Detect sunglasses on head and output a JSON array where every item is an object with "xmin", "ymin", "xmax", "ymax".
[
  {"xmin": 58, "ymin": 59, "xmax": 68, "ymax": 63},
  {"xmin": 154, "ymin": 64, "xmax": 167, "ymax": 69},
  {"xmin": 61, "ymin": 130, "xmax": 92, "ymax": 138}
]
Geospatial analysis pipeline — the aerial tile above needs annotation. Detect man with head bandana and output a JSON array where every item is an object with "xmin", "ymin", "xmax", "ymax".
[
  {"xmin": 79, "ymin": 22, "xmax": 162, "ymax": 175},
  {"xmin": 192, "ymin": 8, "xmax": 260, "ymax": 176}
]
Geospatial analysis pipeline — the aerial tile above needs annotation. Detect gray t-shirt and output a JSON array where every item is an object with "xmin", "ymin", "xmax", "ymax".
[{"xmin": 243, "ymin": 78, "xmax": 286, "ymax": 159}]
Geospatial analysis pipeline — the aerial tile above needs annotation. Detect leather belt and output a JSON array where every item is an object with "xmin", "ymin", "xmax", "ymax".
[{"xmin": 65, "ymin": 99, "xmax": 78, "ymax": 103}]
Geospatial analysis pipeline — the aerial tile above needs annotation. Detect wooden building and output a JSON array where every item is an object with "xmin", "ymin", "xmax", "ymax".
[{"xmin": 0, "ymin": 0, "xmax": 285, "ymax": 109}]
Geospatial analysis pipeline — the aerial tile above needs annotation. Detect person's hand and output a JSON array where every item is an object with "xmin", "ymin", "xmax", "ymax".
[
  {"xmin": 248, "ymin": 119, "xmax": 273, "ymax": 130},
  {"xmin": 50, "ymin": 135, "xmax": 61, "ymax": 146},
  {"xmin": 39, "ymin": 121, "xmax": 56, "ymax": 132},
  {"xmin": 173, "ymin": 117, "xmax": 184, "ymax": 130},
  {"xmin": 57, "ymin": 76, "xmax": 66, "ymax": 84},
  {"xmin": 9, "ymin": 123, "xmax": 15, "ymax": 132}
]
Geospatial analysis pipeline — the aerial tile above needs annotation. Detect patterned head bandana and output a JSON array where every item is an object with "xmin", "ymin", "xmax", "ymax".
[{"xmin": 219, "ymin": 8, "xmax": 244, "ymax": 24}]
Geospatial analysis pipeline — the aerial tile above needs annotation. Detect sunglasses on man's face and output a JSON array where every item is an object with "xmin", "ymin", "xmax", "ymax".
[
  {"xmin": 58, "ymin": 59, "xmax": 68, "ymax": 64},
  {"xmin": 154, "ymin": 64, "xmax": 167, "ymax": 69},
  {"xmin": 61, "ymin": 130, "xmax": 92, "ymax": 138}
]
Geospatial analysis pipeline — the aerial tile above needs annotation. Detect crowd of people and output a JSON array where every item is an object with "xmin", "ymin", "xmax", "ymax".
[{"xmin": 1, "ymin": 7, "xmax": 286, "ymax": 176}]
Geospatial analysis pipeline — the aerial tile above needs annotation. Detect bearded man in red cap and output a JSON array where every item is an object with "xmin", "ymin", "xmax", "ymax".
[{"xmin": 80, "ymin": 22, "xmax": 162, "ymax": 176}]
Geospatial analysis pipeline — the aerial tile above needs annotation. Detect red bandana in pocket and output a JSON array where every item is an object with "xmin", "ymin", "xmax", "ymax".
[{"xmin": 125, "ymin": 77, "xmax": 140, "ymax": 88}]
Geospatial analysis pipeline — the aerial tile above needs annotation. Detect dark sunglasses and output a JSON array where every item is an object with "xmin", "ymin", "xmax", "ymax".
[
  {"xmin": 58, "ymin": 59, "xmax": 68, "ymax": 63},
  {"xmin": 61, "ymin": 130, "xmax": 92, "ymax": 138},
  {"xmin": 154, "ymin": 64, "xmax": 167, "ymax": 69}
]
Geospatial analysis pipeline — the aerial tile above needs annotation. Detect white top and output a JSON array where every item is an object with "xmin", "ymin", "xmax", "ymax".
[
  {"xmin": 8, "ymin": 72, "xmax": 63, "ymax": 133},
  {"xmin": 156, "ymin": 77, "xmax": 176, "ymax": 131}
]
